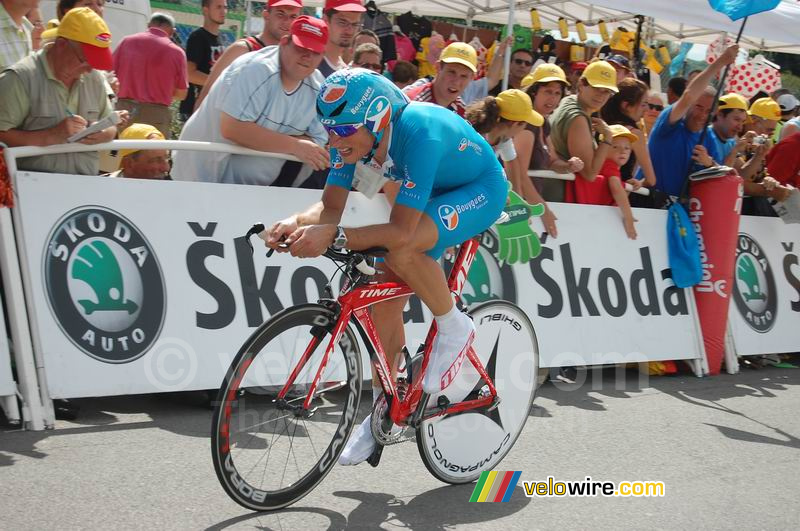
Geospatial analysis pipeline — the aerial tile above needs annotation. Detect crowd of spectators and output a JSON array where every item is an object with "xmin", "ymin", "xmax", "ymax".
[{"xmin": 1, "ymin": 0, "xmax": 798, "ymax": 232}]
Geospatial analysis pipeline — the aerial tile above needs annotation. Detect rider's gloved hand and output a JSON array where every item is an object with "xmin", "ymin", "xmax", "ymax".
[{"xmin": 494, "ymin": 190, "xmax": 545, "ymax": 265}]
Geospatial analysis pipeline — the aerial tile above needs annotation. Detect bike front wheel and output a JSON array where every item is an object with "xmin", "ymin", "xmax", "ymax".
[
  {"xmin": 416, "ymin": 300, "xmax": 539, "ymax": 484},
  {"xmin": 211, "ymin": 303, "xmax": 362, "ymax": 511}
]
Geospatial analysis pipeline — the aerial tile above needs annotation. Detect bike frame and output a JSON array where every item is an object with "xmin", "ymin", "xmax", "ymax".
[{"xmin": 276, "ymin": 237, "xmax": 499, "ymax": 426}]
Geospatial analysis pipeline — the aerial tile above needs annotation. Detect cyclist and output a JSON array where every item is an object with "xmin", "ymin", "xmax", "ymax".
[{"xmin": 265, "ymin": 68, "xmax": 508, "ymax": 465}]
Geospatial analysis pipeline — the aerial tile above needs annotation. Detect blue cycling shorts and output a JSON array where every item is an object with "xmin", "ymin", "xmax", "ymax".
[{"xmin": 423, "ymin": 168, "xmax": 507, "ymax": 259}]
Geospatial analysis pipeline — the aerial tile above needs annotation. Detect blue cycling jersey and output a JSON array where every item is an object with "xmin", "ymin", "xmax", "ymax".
[{"xmin": 327, "ymin": 102, "xmax": 504, "ymax": 210}]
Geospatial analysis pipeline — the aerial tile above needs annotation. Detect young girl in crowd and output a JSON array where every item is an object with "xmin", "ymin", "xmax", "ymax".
[{"xmin": 567, "ymin": 125, "xmax": 640, "ymax": 239}]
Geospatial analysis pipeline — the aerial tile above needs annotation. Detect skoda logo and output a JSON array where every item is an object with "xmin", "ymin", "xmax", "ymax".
[
  {"xmin": 44, "ymin": 207, "xmax": 166, "ymax": 363},
  {"xmin": 733, "ymin": 233, "xmax": 777, "ymax": 333}
]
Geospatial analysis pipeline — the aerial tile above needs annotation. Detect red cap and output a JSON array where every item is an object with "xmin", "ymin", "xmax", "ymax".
[
  {"xmin": 323, "ymin": 0, "xmax": 366, "ymax": 12},
  {"xmin": 571, "ymin": 61, "xmax": 588, "ymax": 72},
  {"xmin": 269, "ymin": 0, "xmax": 303, "ymax": 7},
  {"xmin": 290, "ymin": 16, "xmax": 328, "ymax": 53}
]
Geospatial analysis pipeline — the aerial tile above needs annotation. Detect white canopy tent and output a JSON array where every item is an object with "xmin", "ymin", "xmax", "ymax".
[{"xmin": 323, "ymin": 0, "xmax": 800, "ymax": 54}]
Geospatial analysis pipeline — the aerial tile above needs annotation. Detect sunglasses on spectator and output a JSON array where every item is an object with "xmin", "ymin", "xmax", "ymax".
[
  {"xmin": 647, "ymin": 103, "xmax": 664, "ymax": 111},
  {"xmin": 513, "ymin": 58, "xmax": 533, "ymax": 67},
  {"xmin": 358, "ymin": 62, "xmax": 382, "ymax": 72},
  {"xmin": 324, "ymin": 123, "xmax": 362, "ymax": 138},
  {"xmin": 332, "ymin": 16, "xmax": 364, "ymax": 31}
]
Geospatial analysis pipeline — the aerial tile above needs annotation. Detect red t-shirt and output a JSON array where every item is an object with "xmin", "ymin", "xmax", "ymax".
[
  {"xmin": 402, "ymin": 80, "xmax": 466, "ymax": 117},
  {"xmin": 566, "ymin": 159, "xmax": 619, "ymax": 205},
  {"xmin": 113, "ymin": 28, "xmax": 188, "ymax": 106},
  {"xmin": 766, "ymin": 132, "xmax": 800, "ymax": 187}
]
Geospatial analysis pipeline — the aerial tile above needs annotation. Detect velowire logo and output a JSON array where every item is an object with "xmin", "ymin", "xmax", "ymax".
[
  {"xmin": 44, "ymin": 207, "xmax": 166, "ymax": 363},
  {"xmin": 733, "ymin": 233, "xmax": 777, "ymax": 333}
]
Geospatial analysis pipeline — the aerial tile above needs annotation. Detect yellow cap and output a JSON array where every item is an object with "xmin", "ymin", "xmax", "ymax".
[
  {"xmin": 581, "ymin": 60, "xmax": 618, "ymax": 92},
  {"xmin": 521, "ymin": 63, "xmax": 568, "ymax": 88},
  {"xmin": 718, "ymin": 93, "xmax": 748, "ymax": 112},
  {"xmin": 54, "ymin": 8, "xmax": 113, "ymax": 70},
  {"xmin": 607, "ymin": 124, "xmax": 638, "ymax": 143},
  {"xmin": 439, "ymin": 42, "xmax": 477, "ymax": 73},
  {"xmin": 495, "ymin": 89, "xmax": 544, "ymax": 127},
  {"xmin": 40, "ymin": 19, "xmax": 60, "ymax": 40},
  {"xmin": 748, "ymin": 97, "xmax": 781, "ymax": 120},
  {"xmin": 118, "ymin": 124, "xmax": 166, "ymax": 165}
]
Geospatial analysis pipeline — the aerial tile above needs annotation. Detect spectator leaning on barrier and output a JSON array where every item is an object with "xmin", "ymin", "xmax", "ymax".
[
  {"xmin": 549, "ymin": 60, "xmax": 618, "ymax": 203},
  {"xmin": 0, "ymin": 7, "xmax": 117, "ymax": 175},
  {"xmin": 196, "ymin": 0, "xmax": 302, "ymax": 110},
  {"xmin": 403, "ymin": 41, "xmax": 477, "ymax": 117},
  {"xmin": 0, "ymin": 0, "xmax": 34, "ymax": 69},
  {"xmin": 351, "ymin": 42, "xmax": 381, "ymax": 72},
  {"xmin": 110, "ymin": 123, "xmax": 169, "ymax": 179},
  {"xmin": 640, "ymin": 45, "xmax": 738, "ymax": 200},
  {"xmin": 318, "ymin": 0, "xmax": 365, "ymax": 78},
  {"xmin": 172, "ymin": 16, "xmax": 329, "ymax": 186},
  {"xmin": 112, "ymin": 13, "xmax": 188, "ymax": 138},
  {"xmin": 180, "ymin": 0, "xmax": 227, "ymax": 119}
]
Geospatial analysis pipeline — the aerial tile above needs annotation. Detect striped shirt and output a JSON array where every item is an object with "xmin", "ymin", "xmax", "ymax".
[
  {"xmin": 0, "ymin": 3, "xmax": 32, "ymax": 69},
  {"xmin": 403, "ymin": 79, "xmax": 466, "ymax": 117}
]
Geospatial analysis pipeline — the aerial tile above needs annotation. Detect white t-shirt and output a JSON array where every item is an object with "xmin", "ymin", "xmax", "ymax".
[
  {"xmin": 172, "ymin": 46, "xmax": 327, "ymax": 185},
  {"xmin": 486, "ymin": 136, "xmax": 516, "ymax": 162}
]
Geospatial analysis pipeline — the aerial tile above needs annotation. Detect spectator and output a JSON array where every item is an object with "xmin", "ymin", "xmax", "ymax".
[
  {"xmin": 773, "ymin": 93, "xmax": 798, "ymax": 141},
  {"xmin": 642, "ymin": 92, "xmax": 665, "ymax": 136},
  {"xmin": 0, "ymin": 8, "xmax": 118, "ymax": 175},
  {"xmin": 196, "ymin": 0, "xmax": 302, "ymax": 109},
  {"xmin": 489, "ymin": 47, "xmax": 533, "ymax": 95},
  {"xmin": 172, "ymin": 16, "xmax": 329, "ymax": 186},
  {"xmin": 318, "ymin": 0, "xmax": 365, "ymax": 78},
  {"xmin": 390, "ymin": 59, "xmax": 416, "ymax": 89},
  {"xmin": 567, "ymin": 61, "xmax": 586, "ymax": 94},
  {"xmin": 179, "ymin": 0, "xmax": 227, "ymax": 120},
  {"xmin": 514, "ymin": 63, "xmax": 583, "ymax": 235},
  {"xmin": 777, "ymin": 94, "xmax": 800, "ymax": 142},
  {"xmin": 766, "ymin": 131, "xmax": 800, "ymax": 188},
  {"xmin": 113, "ymin": 13, "xmax": 188, "ymax": 138},
  {"xmin": 549, "ymin": 60, "xmax": 618, "ymax": 202},
  {"xmin": 459, "ymin": 36, "xmax": 510, "ymax": 105},
  {"xmin": 567, "ymin": 124, "xmax": 640, "ymax": 239},
  {"xmin": 111, "ymin": 123, "xmax": 169, "ymax": 180},
  {"xmin": 55, "ymin": 0, "xmax": 103, "ymax": 19},
  {"xmin": 1, "ymin": 0, "xmax": 34, "ymax": 69},
  {"xmin": 341, "ymin": 26, "xmax": 376, "ymax": 64},
  {"xmin": 606, "ymin": 54, "xmax": 632, "ymax": 85},
  {"xmin": 748, "ymin": 97, "xmax": 781, "ymax": 138},
  {"xmin": 26, "ymin": 6, "xmax": 43, "ymax": 51},
  {"xmin": 708, "ymin": 93, "xmax": 749, "ymax": 167},
  {"xmin": 465, "ymin": 89, "xmax": 543, "ymax": 204},
  {"xmin": 687, "ymin": 69, "xmax": 702, "ymax": 83},
  {"xmin": 351, "ymin": 42, "xmax": 381, "ymax": 72},
  {"xmin": 666, "ymin": 76, "xmax": 687, "ymax": 105},
  {"xmin": 641, "ymin": 46, "xmax": 738, "ymax": 199},
  {"xmin": 403, "ymin": 42, "xmax": 477, "ymax": 117},
  {"xmin": 600, "ymin": 78, "xmax": 657, "ymax": 190}
]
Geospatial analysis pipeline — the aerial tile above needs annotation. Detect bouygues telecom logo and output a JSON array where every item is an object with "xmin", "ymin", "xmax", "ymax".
[
  {"xmin": 732, "ymin": 233, "xmax": 777, "ymax": 333},
  {"xmin": 44, "ymin": 207, "xmax": 166, "ymax": 363}
]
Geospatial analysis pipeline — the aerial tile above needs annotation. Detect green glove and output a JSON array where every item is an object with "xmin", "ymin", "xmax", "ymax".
[{"xmin": 494, "ymin": 190, "xmax": 545, "ymax": 265}]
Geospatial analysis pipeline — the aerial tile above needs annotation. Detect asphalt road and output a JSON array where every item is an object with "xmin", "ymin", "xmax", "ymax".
[{"xmin": 2, "ymin": 364, "xmax": 799, "ymax": 530}]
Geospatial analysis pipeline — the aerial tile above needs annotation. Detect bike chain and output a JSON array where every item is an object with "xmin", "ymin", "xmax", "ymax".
[{"xmin": 370, "ymin": 394, "xmax": 416, "ymax": 445}]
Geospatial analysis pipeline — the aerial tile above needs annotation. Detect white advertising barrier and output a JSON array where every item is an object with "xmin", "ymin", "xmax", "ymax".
[
  {"xmin": 728, "ymin": 215, "xmax": 800, "ymax": 356},
  {"xmin": 0, "ymin": 300, "xmax": 15, "ymax": 397},
  {"xmin": 13, "ymin": 172, "xmax": 704, "ymax": 398}
]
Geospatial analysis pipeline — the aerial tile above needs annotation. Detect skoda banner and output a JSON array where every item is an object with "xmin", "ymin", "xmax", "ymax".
[
  {"xmin": 0, "ymin": 302, "xmax": 14, "ymax": 398},
  {"xmin": 13, "ymin": 172, "xmax": 706, "ymax": 398},
  {"xmin": 729, "ymin": 216, "xmax": 800, "ymax": 356}
]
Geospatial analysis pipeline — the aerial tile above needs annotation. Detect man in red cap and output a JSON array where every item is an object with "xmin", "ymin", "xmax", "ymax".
[
  {"xmin": 0, "ymin": 7, "xmax": 120, "ymax": 176},
  {"xmin": 173, "ymin": 15, "xmax": 331, "ymax": 187},
  {"xmin": 318, "ymin": 0, "xmax": 365, "ymax": 78},
  {"xmin": 196, "ymin": 0, "xmax": 303, "ymax": 109}
]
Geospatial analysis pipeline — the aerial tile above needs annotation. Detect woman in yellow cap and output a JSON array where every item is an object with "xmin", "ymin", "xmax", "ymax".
[
  {"xmin": 465, "ymin": 89, "xmax": 544, "ymax": 198},
  {"xmin": 548, "ymin": 60, "xmax": 618, "ymax": 202}
]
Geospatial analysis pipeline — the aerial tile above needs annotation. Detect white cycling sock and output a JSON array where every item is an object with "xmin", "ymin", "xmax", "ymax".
[{"xmin": 434, "ymin": 304, "xmax": 460, "ymax": 332}]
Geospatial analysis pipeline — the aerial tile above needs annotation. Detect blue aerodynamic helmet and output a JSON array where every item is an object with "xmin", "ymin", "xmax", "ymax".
[{"xmin": 317, "ymin": 68, "xmax": 410, "ymax": 149}]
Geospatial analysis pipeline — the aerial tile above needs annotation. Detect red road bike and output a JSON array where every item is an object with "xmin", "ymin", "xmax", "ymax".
[{"xmin": 211, "ymin": 224, "xmax": 539, "ymax": 511}]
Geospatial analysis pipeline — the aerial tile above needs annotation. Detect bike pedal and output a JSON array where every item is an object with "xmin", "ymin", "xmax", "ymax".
[
  {"xmin": 367, "ymin": 444, "xmax": 384, "ymax": 468},
  {"xmin": 437, "ymin": 395, "xmax": 450, "ymax": 410}
]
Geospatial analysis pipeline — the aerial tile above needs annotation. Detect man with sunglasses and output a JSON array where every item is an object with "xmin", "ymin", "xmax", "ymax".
[
  {"xmin": 267, "ymin": 69, "xmax": 507, "ymax": 466},
  {"xmin": 490, "ymin": 48, "xmax": 534, "ymax": 96},
  {"xmin": 172, "ymin": 16, "xmax": 330, "ymax": 185},
  {"xmin": 195, "ymin": 0, "xmax": 303, "ymax": 110},
  {"xmin": 0, "ymin": 7, "xmax": 117, "ymax": 175},
  {"xmin": 319, "ymin": 0, "xmax": 365, "ymax": 78},
  {"xmin": 351, "ymin": 41, "xmax": 382, "ymax": 72}
]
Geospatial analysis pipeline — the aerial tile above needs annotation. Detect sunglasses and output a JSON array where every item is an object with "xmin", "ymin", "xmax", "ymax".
[
  {"xmin": 513, "ymin": 58, "xmax": 533, "ymax": 67},
  {"xmin": 647, "ymin": 103, "xmax": 664, "ymax": 111},
  {"xmin": 358, "ymin": 62, "xmax": 383, "ymax": 72},
  {"xmin": 324, "ymin": 123, "xmax": 362, "ymax": 138}
]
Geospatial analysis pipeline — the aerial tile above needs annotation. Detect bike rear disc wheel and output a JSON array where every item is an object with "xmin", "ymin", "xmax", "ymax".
[
  {"xmin": 416, "ymin": 300, "xmax": 539, "ymax": 484},
  {"xmin": 211, "ymin": 303, "xmax": 362, "ymax": 511}
]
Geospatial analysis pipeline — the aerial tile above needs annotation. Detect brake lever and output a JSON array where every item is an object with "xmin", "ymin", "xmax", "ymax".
[{"xmin": 244, "ymin": 223, "xmax": 287, "ymax": 257}]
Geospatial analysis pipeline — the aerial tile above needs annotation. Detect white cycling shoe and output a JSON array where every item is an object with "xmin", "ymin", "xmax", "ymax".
[
  {"xmin": 422, "ymin": 311, "xmax": 476, "ymax": 395},
  {"xmin": 338, "ymin": 415, "xmax": 377, "ymax": 466}
]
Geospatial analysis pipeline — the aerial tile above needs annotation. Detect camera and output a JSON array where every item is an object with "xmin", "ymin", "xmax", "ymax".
[{"xmin": 753, "ymin": 136, "xmax": 767, "ymax": 145}]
